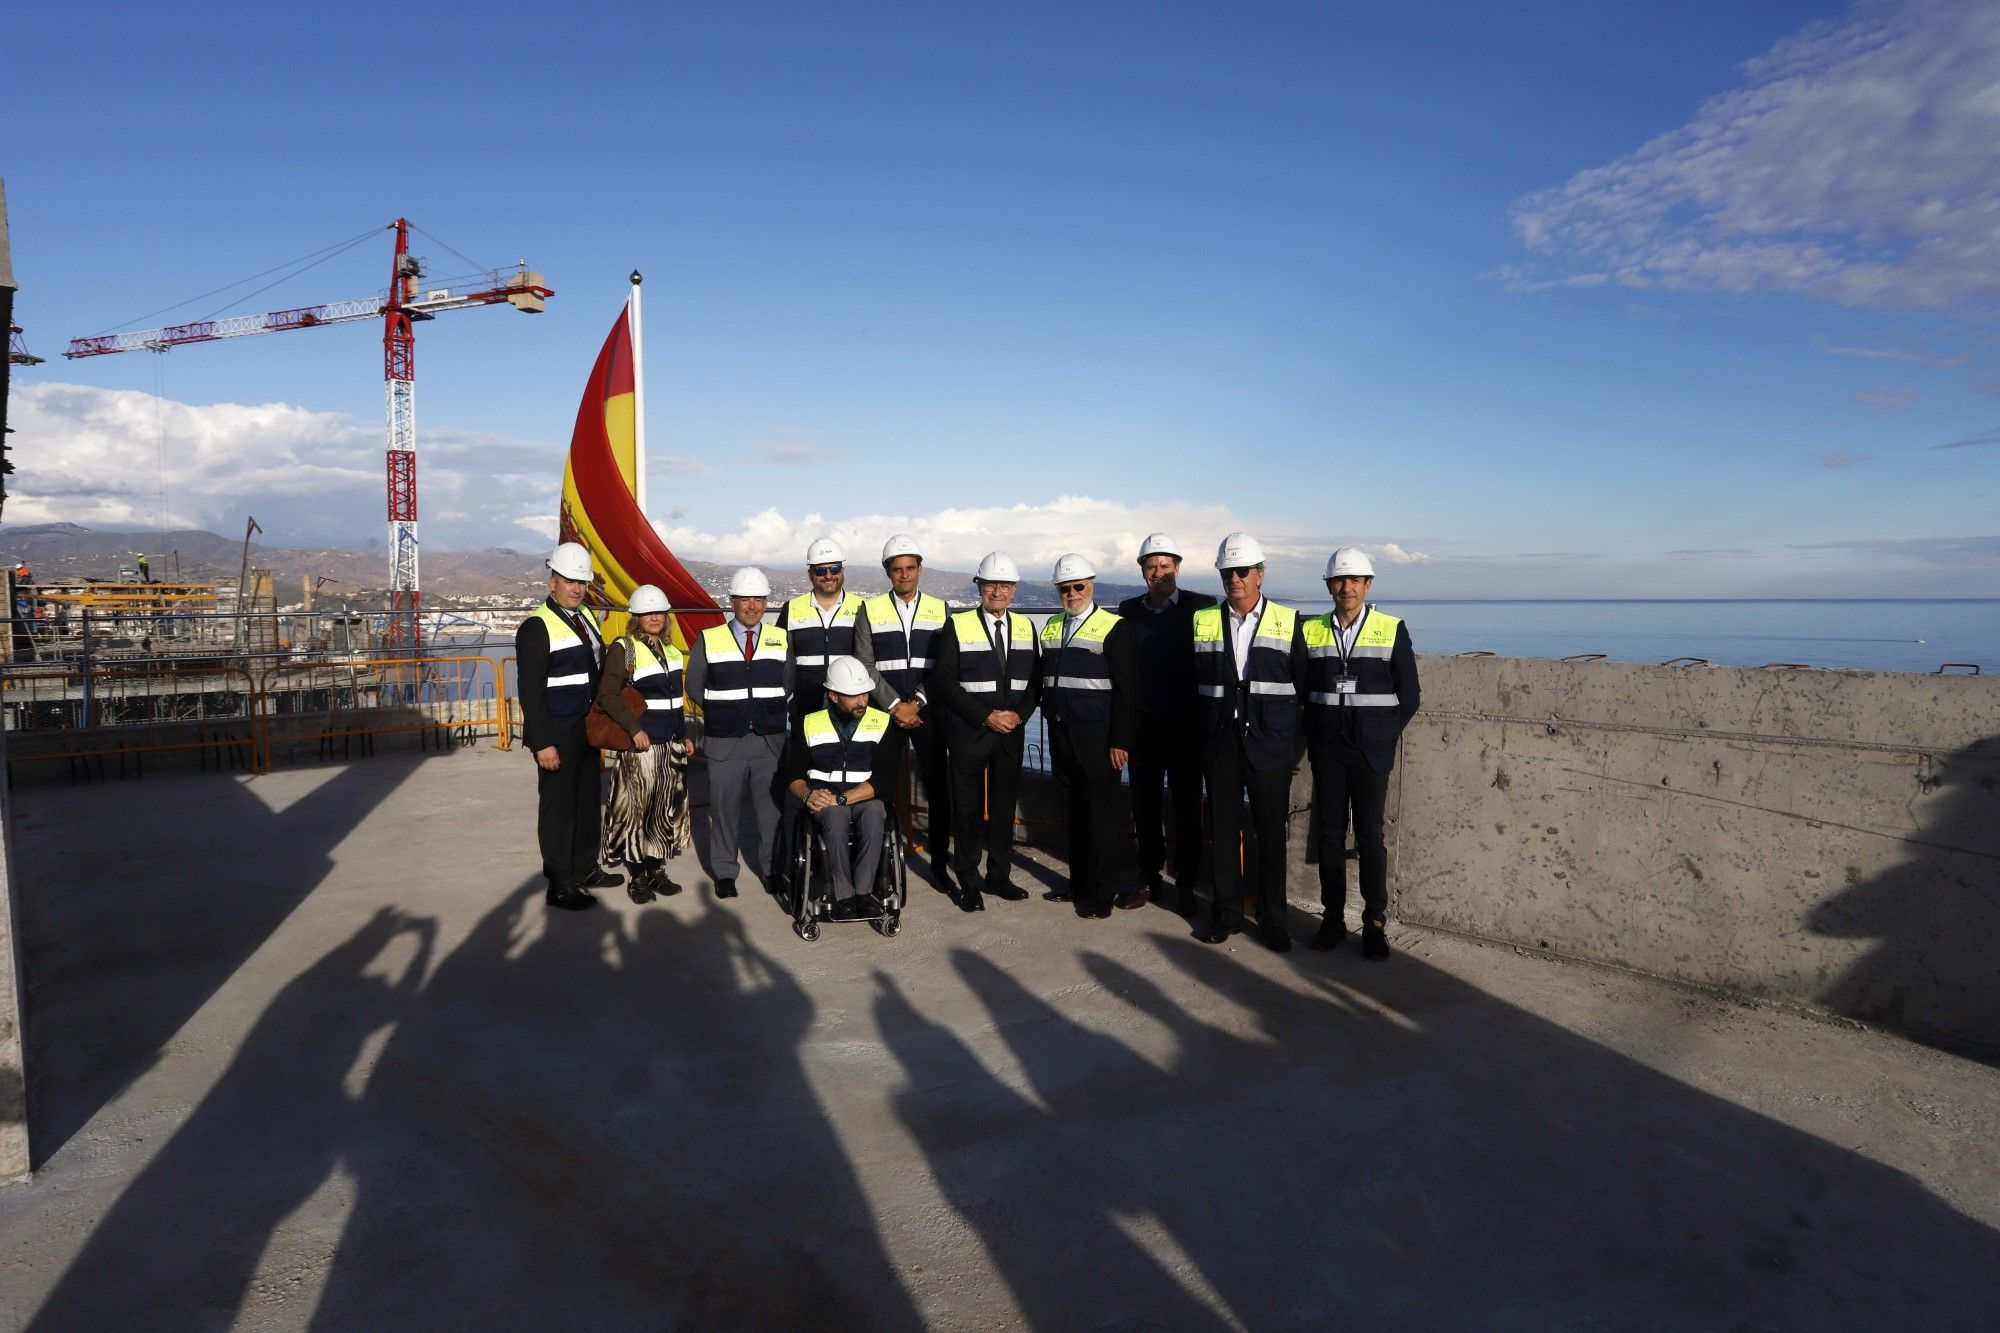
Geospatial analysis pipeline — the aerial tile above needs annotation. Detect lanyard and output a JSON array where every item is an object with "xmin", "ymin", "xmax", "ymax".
[
  {"xmin": 1332, "ymin": 606, "xmax": 1369, "ymax": 673},
  {"xmin": 1231, "ymin": 599, "xmax": 1266, "ymax": 676}
]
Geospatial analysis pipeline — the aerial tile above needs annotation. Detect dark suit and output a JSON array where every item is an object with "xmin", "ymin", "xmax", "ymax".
[
  {"xmin": 1308, "ymin": 616, "xmax": 1420, "ymax": 927},
  {"xmin": 929, "ymin": 614, "xmax": 1041, "ymax": 896},
  {"xmin": 1117, "ymin": 588, "xmax": 1215, "ymax": 892},
  {"xmin": 1041, "ymin": 612, "xmax": 1140, "ymax": 909},
  {"xmin": 1195, "ymin": 605, "xmax": 1307, "ymax": 932},
  {"xmin": 515, "ymin": 605, "xmax": 606, "ymax": 895}
]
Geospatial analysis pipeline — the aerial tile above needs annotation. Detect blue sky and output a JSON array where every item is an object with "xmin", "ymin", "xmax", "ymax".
[{"xmin": 6, "ymin": 0, "xmax": 1997, "ymax": 595}]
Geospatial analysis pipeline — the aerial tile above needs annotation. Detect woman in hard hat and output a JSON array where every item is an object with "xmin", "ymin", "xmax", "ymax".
[{"xmin": 596, "ymin": 584, "xmax": 695, "ymax": 902}]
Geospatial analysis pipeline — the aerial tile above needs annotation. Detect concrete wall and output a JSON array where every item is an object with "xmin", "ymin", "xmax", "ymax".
[
  {"xmin": 0, "ymin": 730, "xmax": 29, "ymax": 1181},
  {"xmin": 1339, "ymin": 656, "xmax": 1999, "ymax": 1053}
]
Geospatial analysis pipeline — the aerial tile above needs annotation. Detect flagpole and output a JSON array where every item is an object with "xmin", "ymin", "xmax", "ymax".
[{"xmin": 628, "ymin": 269, "xmax": 648, "ymax": 521}]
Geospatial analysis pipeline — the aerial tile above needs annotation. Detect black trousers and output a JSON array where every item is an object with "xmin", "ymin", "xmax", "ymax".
[
  {"xmin": 1129, "ymin": 708, "xmax": 1203, "ymax": 885},
  {"xmin": 1310, "ymin": 741, "xmax": 1390, "ymax": 925},
  {"xmin": 906, "ymin": 715, "xmax": 952, "ymax": 865},
  {"xmin": 537, "ymin": 716, "xmax": 603, "ymax": 892},
  {"xmin": 949, "ymin": 735, "xmax": 1025, "ymax": 893},
  {"xmin": 1049, "ymin": 721, "xmax": 1127, "ymax": 906},
  {"xmin": 1204, "ymin": 722, "xmax": 1292, "ymax": 929}
]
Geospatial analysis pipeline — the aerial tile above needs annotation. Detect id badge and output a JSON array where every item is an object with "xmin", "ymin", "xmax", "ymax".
[{"xmin": 1334, "ymin": 675, "xmax": 1359, "ymax": 695}]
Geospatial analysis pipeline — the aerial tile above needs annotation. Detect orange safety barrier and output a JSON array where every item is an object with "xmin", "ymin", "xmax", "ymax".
[
  {"xmin": 255, "ymin": 655, "xmax": 508, "ymax": 769},
  {"xmin": 499, "ymin": 655, "xmax": 518, "ymax": 748}
]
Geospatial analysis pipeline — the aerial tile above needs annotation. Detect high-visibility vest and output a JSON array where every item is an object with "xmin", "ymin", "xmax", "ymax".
[
  {"xmin": 801, "ymin": 706, "xmax": 893, "ymax": 793},
  {"xmin": 699, "ymin": 621, "xmax": 790, "ymax": 737},
  {"xmin": 1039, "ymin": 606, "xmax": 1121, "ymax": 728},
  {"xmin": 1302, "ymin": 608, "xmax": 1404, "ymax": 740},
  {"xmin": 782, "ymin": 592, "xmax": 860, "ymax": 701},
  {"xmin": 624, "ymin": 634, "xmax": 687, "ymax": 739},
  {"xmin": 862, "ymin": 591, "xmax": 949, "ymax": 701},
  {"xmin": 943, "ymin": 610, "xmax": 1037, "ymax": 735},
  {"xmin": 1192, "ymin": 600, "xmax": 1300, "ymax": 735},
  {"xmin": 530, "ymin": 601, "xmax": 601, "ymax": 720}
]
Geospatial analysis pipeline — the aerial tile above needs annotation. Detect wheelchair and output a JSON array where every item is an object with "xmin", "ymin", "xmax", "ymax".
[{"xmin": 783, "ymin": 793, "xmax": 907, "ymax": 942}]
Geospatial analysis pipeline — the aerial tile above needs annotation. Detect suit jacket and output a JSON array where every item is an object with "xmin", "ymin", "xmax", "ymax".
[
  {"xmin": 927, "ymin": 613, "xmax": 1041, "ymax": 758},
  {"xmin": 1116, "ymin": 588, "xmax": 1217, "ymax": 719}
]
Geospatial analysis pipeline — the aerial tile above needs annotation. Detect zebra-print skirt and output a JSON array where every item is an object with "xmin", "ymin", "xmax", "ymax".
[{"xmin": 604, "ymin": 743, "xmax": 692, "ymax": 864}]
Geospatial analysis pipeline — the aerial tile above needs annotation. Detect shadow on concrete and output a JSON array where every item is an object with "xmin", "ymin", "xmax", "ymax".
[
  {"xmin": 1806, "ymin": 734, "xmax": 2000, "ymax": 1058},
  {"xmin": 876, "ymin": 939, "xmax": 2000, "ymax": 1328},
  {"xmin": 18, "ymin": 755, "xmax": 433, "ymax": 1166}
]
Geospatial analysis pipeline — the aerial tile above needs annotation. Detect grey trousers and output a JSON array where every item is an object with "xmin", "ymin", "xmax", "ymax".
[
  {"xmin": 704, "ymin": 732, "xmax": 784, "ymax": 881},
  {"xmin": 813, "ymin": 799, "xmax": 887, "ymax": 901}
]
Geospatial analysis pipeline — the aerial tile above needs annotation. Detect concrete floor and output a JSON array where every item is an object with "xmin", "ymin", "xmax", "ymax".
[{"xmin": 1, "ymin": 745, "xmax": 1996, "ymax": 1331}]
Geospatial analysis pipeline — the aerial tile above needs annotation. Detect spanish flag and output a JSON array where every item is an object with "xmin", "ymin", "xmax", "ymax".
[{"xmin": 558, "ymin": 287, "xmax": 722, "ymax": 650}]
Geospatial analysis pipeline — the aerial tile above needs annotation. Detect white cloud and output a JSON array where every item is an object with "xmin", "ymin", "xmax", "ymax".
[
  {"xmin": 1506, "ymin": 0, "xmax": 2000, "ymax": 311},
  {"xmin": 761, "ymin": 444, "xmax": 842, "ymax": 466},
  {"xmin": 1850, "ymin": 384, "xmax": 1922, "ymax": 412},
  {"xmin": 651, "ymin": 498, "xmax": 1438, "ymax": 581},
  {"xmin": 9, "ymin": 383, "xmax": 564, "ymax": 547}
]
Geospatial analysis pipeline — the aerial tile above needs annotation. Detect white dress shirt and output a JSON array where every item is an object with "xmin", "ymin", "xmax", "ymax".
[{"xmin": 1227, "ymin": 597, "xmax": 1264, "ymax": 681}]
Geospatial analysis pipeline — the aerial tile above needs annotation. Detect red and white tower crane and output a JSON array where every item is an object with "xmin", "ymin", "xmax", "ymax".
[{"xmin": 66, "ymin": 218, "xmax": 552, "ymax": 642}]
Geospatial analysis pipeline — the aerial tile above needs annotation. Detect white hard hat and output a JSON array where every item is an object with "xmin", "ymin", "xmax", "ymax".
[
  {"xmin": 805, "ymin": 537, "xmax": 844, "ymax": 567},
  {"xmin": 1137, "ymin": 533, "xmax": 1181, "ymax": 562},
  {"xmin": 627, "ymin": 584, "xmax": 670, "ymax": 616},
  {"xmin": 1214, "ymin": 532, "xmax": 1265, "ymax": 569},
  {"xmin": 975, "ymin": 551, "xmax": 1020, "ymax": 583},
  {"xmin": 823, "ymin": 655, "xmax": 873, "ymax": 696},
  {"xmin": 547, "ymin": 541, "xmax": 593, "ymax": 582},
  {"xmin": 1325, "ymin": 548, "xmax": 1376, "ymax": 579},
  {"xmin": 880, "ymin": 533, "xmax": 923, "ymax": 563},
  {"xmin": 1052, "ymin": 553, "xmax": 1097, "ymax": 583},
  {"xmin": 727, "ymin": 566, "xmax": 772, "ymax": 598}
]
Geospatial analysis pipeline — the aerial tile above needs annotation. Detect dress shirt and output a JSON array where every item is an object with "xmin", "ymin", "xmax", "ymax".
[
  {"xmin": 1061, "ymin": 603, "xmax": 1098, "ymax": 645},
  {"xmin": 1227, "ymin": 598, "xmax": 1264, "ymax": 681}
]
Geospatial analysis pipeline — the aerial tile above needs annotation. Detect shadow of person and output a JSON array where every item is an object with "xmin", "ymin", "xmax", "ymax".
[
  {"xmin": 1804, "ymin": 736, "xmax": 2000, "ymax": 1056},
  {"xmin": 27, "ymin": 906, "xmax": 435, "ymax": 1331},
  {"xmin": 872, "ymin": 968, "xmax": 1232, "ymax": 1330},
  {"xmin": 1141, "ymin": 931, "xmax": 2000, "ymax": 1327},
  {"xmin": 310, "ymin": 883, "xmax": 921, "ymax": 1329},
  {"xmin": 18, "ymin": 755, "xmax": 436, "ymax": 1164}
]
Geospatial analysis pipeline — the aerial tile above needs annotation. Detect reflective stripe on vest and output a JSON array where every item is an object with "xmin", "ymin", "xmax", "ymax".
[
  {"xmin": 1301, "ymin": 609, "xmax": 1402, "ymax": 709},
  {"xmin": 530, "ymin": 602, "xmax": 600, "ymax": 718},
  {"xmin": 864, "ymin": 591, "xmax": 949, "ymax": 696},
  {"xmin": 700, "ymin": 621, "xmax": 789, "ymax": 735},
  {"xmin": 1191, "ymin": 601, "xmax": 1299, "ymax": 731},
  {"xmin": 945, "ymin": 611, "xmax": 1036, "ymax": 721},
  {"xmin": 1039, "ymin": 606, "xmax": 1120, "ymax": 726},
  {"xmin": 626, "ymin": 635, "xmax": 687, "ymax": 713},
  {"xmin": 801, "ymin": 706, "xmax": 892, "ymax": 790}
]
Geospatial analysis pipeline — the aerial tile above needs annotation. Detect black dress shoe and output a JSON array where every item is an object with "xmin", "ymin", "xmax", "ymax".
[
  {"xmin": 830, "ymin": 898, "xmax": 860, "ymax": 921},
  {"xmin": 627, "ymin": 875, "xmax": 656, "ymax": 905},
  {"xmin": 715, "ymin": 877, "xmax": 738, "ymax": 899},
  {"xmin": 1362, "ymin": 924, "xmax": 1391, "ymax": 960},
  {"xmin": 1084, "ymin": 900, "xmax": 1114, "ymax": 919},
  {"xmin": 1310, "ymin": 919, "xmax": 1347, "ymax": 952},
  {"xmin": 583, "ymin": 867, "xmax": 624, "ymax": 889},
  {"xmin": 1262, "ymin": 924, "xmax": 1293, "ymax": 954},
  {"xmin": 958, "ymin": 890, "xmax": 986, "ymax": 913},
  {"xmin": 1199, "ymin": 917, "xmax": 1236, "ymax": 945},
  {"xmin": 989, "ymin": 883, "xmax": 1029, "ymax": 902},
  {"xmin": 1044, "ymin": 889, "xmax": 1074, "ymax": 903},
  {"xmin": 546, "ymin": 887, "xmax": 599, "ymax": 911},
  {"xmin": 657, "ymin": 872, "xmax": 683, "ymax": 897},
  {"xmin": 1114, "ymin": 886, "xmax": 1151, "ymax": 911}
]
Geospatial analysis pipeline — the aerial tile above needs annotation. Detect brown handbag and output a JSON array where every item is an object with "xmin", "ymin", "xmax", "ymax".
[{"xmin": 586, "ymin": 687, "xmax": 647, "ymax": 751}]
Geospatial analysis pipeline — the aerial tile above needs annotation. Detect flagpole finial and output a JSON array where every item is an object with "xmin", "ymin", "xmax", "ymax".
[{"xmin": 630, "ymin": 270, "xmax": 643, "ymax": 286}]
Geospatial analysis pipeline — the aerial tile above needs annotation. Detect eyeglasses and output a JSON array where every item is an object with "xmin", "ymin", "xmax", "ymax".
[
  {"xmin": 1056, "ymin": 580, "xmax": 1091, "ymax": 595},
  {"xmin": 809, "ymin": 564, "xmax": 843, "ymax": 577},
  {"xmin": 1221, "ymin": 566, "xmax": 1258, "ymax": 580}
]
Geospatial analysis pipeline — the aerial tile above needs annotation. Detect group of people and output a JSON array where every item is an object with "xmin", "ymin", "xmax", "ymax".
[{"xmin": 513, "ymin": 528, "xmax": 1419, "ymax": 958}]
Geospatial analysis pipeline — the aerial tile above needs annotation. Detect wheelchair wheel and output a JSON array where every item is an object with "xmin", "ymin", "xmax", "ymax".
[
  {"xmin": 795, "ymin": 916, "xmax": 820, "ymax": 942},
  {"xmin": 788, "ymin": 811, "xmax": 820, "ymax": 934}
]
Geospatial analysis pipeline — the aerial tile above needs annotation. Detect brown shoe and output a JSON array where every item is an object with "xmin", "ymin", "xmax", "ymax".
[{"xmin": 1114, "ymin": 885, "xmax": 1152, "ymax": 911}]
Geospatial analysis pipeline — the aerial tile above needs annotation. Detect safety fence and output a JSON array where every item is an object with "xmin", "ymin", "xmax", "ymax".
[{"xmin": 1, "ymin": 652, "xmax": 509, "ymax": 782}]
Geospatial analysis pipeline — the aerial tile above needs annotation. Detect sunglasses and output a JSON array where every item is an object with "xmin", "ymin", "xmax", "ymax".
[
  {"xmin": 1056, "ymin": 580, "xmax": 1092, "ymax": 595},
  {"xmin": 1221, "ymin": 566, "xmax": 1258, "ymax": 580},
  {"xmin": 809, "ymin": 564, "xmax": 843, "ymax": 577}
]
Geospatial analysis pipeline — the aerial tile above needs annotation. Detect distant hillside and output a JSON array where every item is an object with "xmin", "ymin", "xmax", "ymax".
[{"xmin": 0, "ymin": 524, "xmax": 1138, "ymax": 608}]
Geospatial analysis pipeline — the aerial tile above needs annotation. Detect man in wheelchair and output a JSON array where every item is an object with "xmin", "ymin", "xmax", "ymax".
[{"xmin": 781, "ymin": 656, "xmax": 906, "ymax": 922}]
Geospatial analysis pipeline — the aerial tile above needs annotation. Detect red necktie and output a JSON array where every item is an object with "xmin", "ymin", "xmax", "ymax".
[{"xmin": 742, "ymin": 627, "xmax": 756, "ymax": 660}]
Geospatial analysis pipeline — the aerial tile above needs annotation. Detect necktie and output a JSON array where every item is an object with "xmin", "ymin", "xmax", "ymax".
[{"xmin": 742, "ymin": 627, "xmax": 756, "ymax": 660}]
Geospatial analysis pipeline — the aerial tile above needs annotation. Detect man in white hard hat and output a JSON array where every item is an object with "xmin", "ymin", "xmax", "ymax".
[
  {"xmin": 1038, "ymin": 553, "xmax": 1140, "ymax": 918},
  {"xmin": 853, "ymin": 534, "xmax": 953, "ymax": 879},
  {"xmin": 781, "ymin": 656, "xmax": 905, "ymax": 921},
  {"xmin": 776, "ymin": 537, "xmax": 860, "ymax": 720},
  {"xmin": 928, "ymin": 551, "xmax": 1041, "ymax": 912},
  {"xmin": 1115, "ymin": 533, "xmax": 1216, "ymax": 914},
  {"xmin": 515, "ymin": 541, "xmax": 620, "ymax": 911},
  {"xmin": 686, "ymin": 566, "xmax": 793, "ymax": 899},
  {"xmin": 1190, "ymin": 533, "xmax": 1307, "ymax": 951},
  {"xmin": 1303, "ymin": 547, "xmax": 1419, "ymax": 960}
]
